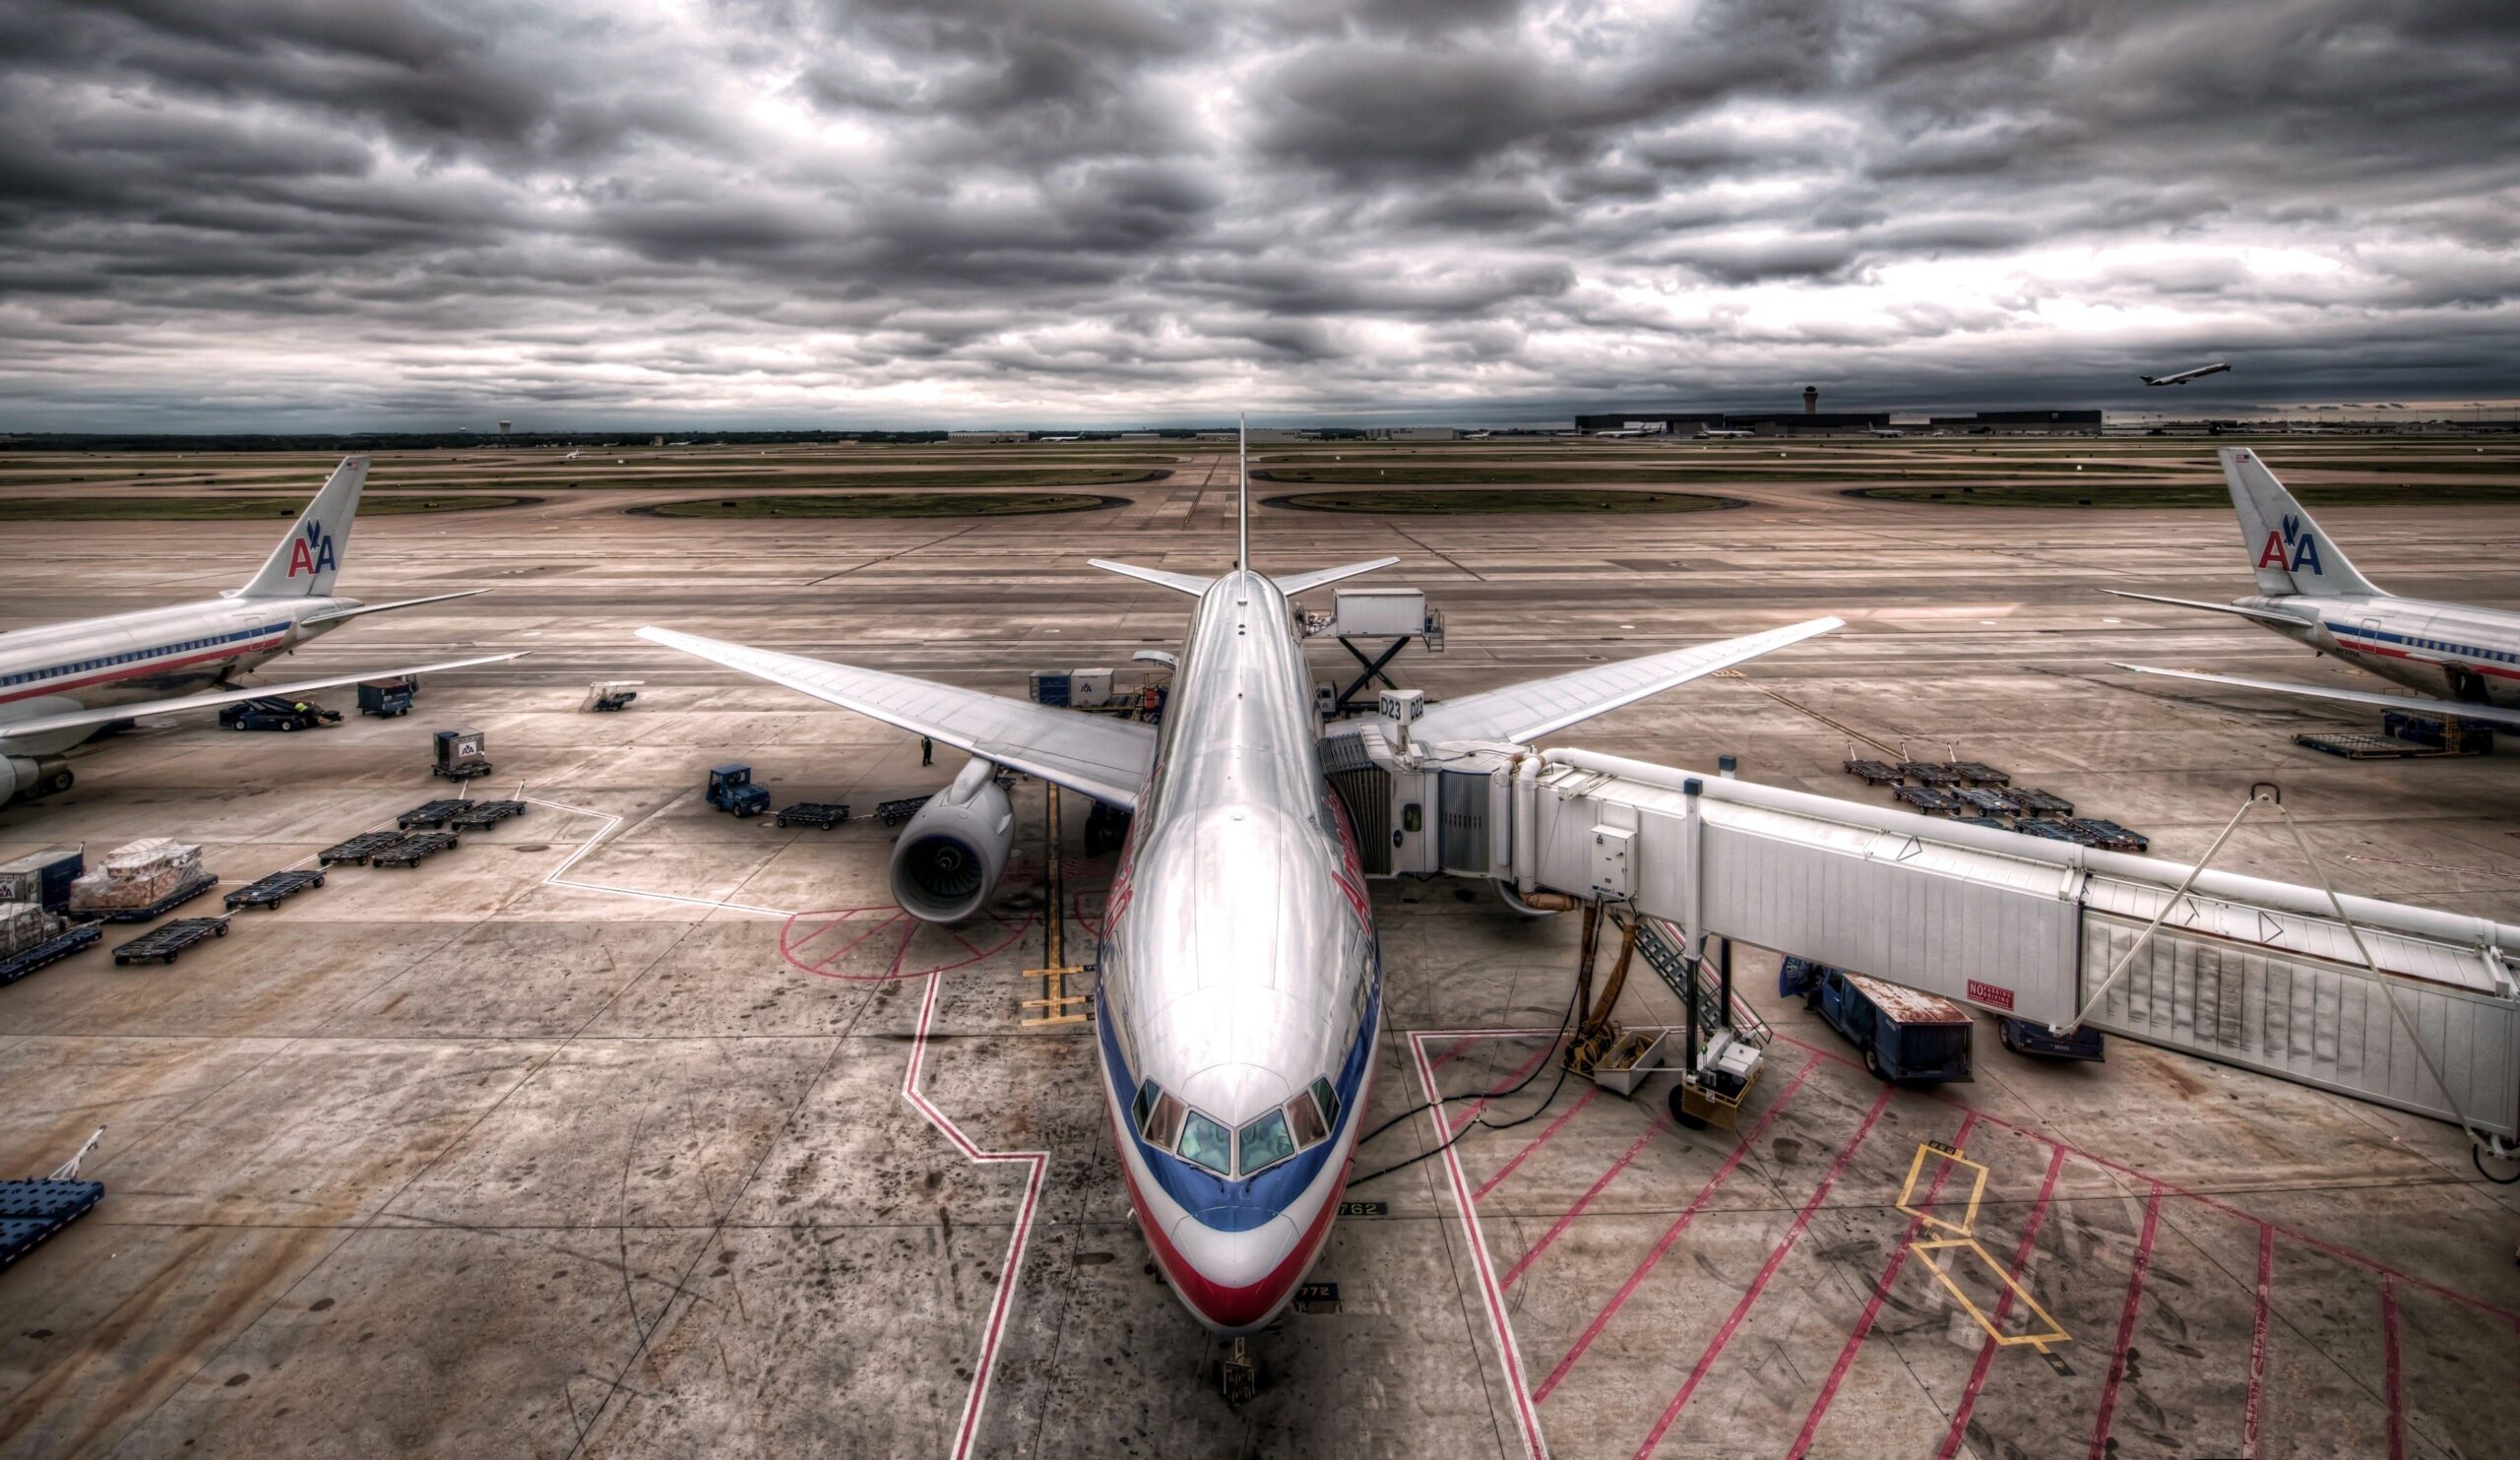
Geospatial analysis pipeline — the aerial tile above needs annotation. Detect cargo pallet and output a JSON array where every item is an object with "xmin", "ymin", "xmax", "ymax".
[
  {"xmin": 2295, "ymin": 730, "xmax": 2488, "ymax": 761},
  {"xmin": 224, "ymin": 869, "xmax": 327, "ymax": 912},
  {"xmin": 370, "ymin": 832, "xmax": 458, "ymax": 868},
  {"xmin": 1891, "ymin": 786, "xmax": 1960, "ymax": 815},
  {"xmin": 398, "ymin": 798, "xmax": 472, "ymax": 830},
  {"xmin": 0, "ymin": 925, "xmax": 102, "ymax": 988},
  {"xmin": 775, "ymin": 802, "xmax": 850, "ymax": 830},
  {"xmin": 876, "ymin": 795, "xmax": 931, "ymax": 827},
  {"xmin": 318, "ymin": 831, "xmax": 406, "ymax": 866},
  {"xmin": 2059, "ymin": 817, "xmax": 2149, "ymax": 853},
  {"xmin": 111, "ymin": 917, "xmax": 228, "ymax": 965},
  {"xmin": 1842, "ymin": 758, "xmax": 1905, "ymax": 785},
  {"xmin": 1944, "ymin": 760, "xmax": 2011, "ymax": 787},
  {"xmin": 80, "ymin": 874, "xmax": 220, "ymax": 923},
  {"xmin": 1896, "ymin": 761, "xmax": 1968, "ymax": 787},
  {"xmin": 446, "ymin": 799, "xmax": 528, "ymax": 831},
  {"xmin": 1952, "ymin": 787, "xmax": 2022, "ymax": 816},
  {"xmin": 0, "ymin": 1179, "xmax": 105, "ymax": 1273},
  {"xmin": 2013, "ymin": 789, "xmax": 2075, "ymax": 817}
]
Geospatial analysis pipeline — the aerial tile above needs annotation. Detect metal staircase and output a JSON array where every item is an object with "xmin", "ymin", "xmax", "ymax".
[{"xmin": 1632, "ymin": 916, "xmax": 1771, "ymax": 1051}]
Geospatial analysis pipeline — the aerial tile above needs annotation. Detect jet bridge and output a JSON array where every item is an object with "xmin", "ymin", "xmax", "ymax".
[{"xmin": 1331, "ymin": 725, "xmax": 2520, "ymax": 1150}]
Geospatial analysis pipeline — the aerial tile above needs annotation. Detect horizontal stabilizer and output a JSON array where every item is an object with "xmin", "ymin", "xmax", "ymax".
[
  {"xmin": 639, "ymin": 626, "xmax": 1155, "ymax": 807},
  {"xmin": 0, "ymin": 652, "xmax": 530, "ymax": 742},
  {"xmin": 1413, "ymin": 615, "xmax": 1842, "ymax": 745},
  {"xmin": 2110, "ymin": 662, "xmax": 2520, "ymax": 730},
  {"xmin": 298, "ymin": 588, "xmax": 490, "ymax": 628},
  {"xmin": 1088, "ymin": 559, "xmax": 1214, "ymax": 597},
  {"xmin": 1274, "ymin": 557, "xmax": 1400, "ymax": 597},
  {"xmin": 2099, "ymin": 590, "xmax": 2305, "ymax": 626}
]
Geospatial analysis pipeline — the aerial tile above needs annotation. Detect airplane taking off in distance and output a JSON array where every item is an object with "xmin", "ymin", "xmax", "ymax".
[
  {"xmin": 641, "ymin": 423, "xmax": 1840, "ymax": 1335},
  {"xmin": 2108, "ymin": 447, "xmax": 2520, "ymax": 730},
  {"xmin": 2139, "ymin": 361, "xmax": 2232, "ymax": 386},
  {"xmin": 0, "ymin": 457, "xmax": 526, "ymax": 802}
]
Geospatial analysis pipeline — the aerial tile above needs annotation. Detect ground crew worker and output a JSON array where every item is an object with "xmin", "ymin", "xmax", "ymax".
[{"xmin": 920, "ymin": 734, "xmax": 933, "ymax": 767}]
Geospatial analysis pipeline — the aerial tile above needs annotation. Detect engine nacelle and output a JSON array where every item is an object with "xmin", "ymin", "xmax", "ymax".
[
  {"xmin": 2, "ymin": 756, "xmax": 73, "ymax": 803},
  {"xmin": 889, "ymin": 759, "xmax": 1015, "ymax": 923}
]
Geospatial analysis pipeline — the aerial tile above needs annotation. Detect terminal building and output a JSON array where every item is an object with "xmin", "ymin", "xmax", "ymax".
[{"xmin": 1576, "ymin": 407, "xmax": 2102, "ymax": 436}]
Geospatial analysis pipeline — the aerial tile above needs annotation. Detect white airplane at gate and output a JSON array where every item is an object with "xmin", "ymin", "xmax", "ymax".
[
  {"xmin": 0, "ymin": 457, "xmax": 526, "ymax": 801},
  {"xmin": 639, "ymin": 426, "xmax": 1840, "ymax": 1334},
  {"xmin": 2109, "ymin": 447, "xmax": 2520, "ymax": 729}
]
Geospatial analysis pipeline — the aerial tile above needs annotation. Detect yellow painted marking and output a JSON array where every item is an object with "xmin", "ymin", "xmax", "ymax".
[
  {"xmin": 1895, "ymin": 1141, "xmax": 1990, "ymax": 1237},
  {"xmin": 1910, "ymin": 1238, "xmax": 2071, "ymax": 1352}
]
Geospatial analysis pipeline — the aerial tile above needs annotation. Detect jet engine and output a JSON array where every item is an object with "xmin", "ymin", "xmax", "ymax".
[
  {"xmin": 1, "ymin": 756, "xmax": 73, "ymax": 803},
  {"xmin": 889, "ymin": 758, "xmax": 1014, "ymax": 923}
]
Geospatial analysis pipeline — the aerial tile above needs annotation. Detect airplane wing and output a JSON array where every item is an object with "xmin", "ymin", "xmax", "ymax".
[
  {"xmin": 2099, "ymin": 590, "xmax": 2306, "ymax": 626},
  {"xmin": 1412, "ymin": 616, "xmax": 1843, "ymax": 745},
  {"xmin": 639, "ymin": 626, "xmax": 1156, "ymax": 808},
  {"xmin": 0, "ymin": 653, "xmax": 531, "ymax": 741},
  {"xmin": 2110, "ymin": 663, "xmax": 2520, "ymax": 730},
  {"xmin": 1274, "ymin": 557, "xmax": 1400, "ymax": 597}
]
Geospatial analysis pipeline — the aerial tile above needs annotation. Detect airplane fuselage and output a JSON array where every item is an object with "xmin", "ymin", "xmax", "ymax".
[
  {"xmin": 0, "ymin": 598, "xmax": 359, "ymax": 752},
  {"xmin": 2238, "ymin": 593, "xmax": 2520, "ymax": 709},
  {"xmin": 1094, "ymin": 567, "xmax": 1380, "ymax": 1334}
]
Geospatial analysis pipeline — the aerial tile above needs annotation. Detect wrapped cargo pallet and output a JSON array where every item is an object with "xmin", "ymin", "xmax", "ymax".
[
  {"xmin": 3, "ymin": 901, "xmax": 68, "ymax": 956},
  {"xmin": 68, "ymin": 839, "xmax": 208, "ymax": 915}
]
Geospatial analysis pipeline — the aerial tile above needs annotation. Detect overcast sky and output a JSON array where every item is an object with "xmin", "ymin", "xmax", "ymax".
[{"xmin": 1, "ymin": 0, "xmax": 2514, "ymax": 430}]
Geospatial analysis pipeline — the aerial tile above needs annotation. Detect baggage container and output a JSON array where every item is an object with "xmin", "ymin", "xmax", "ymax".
[{"xmin": 0, "ymin": 845, "xmax": 83, "ymax": 913}]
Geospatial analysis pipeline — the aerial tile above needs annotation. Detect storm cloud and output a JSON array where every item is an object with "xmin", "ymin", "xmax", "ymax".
[{"xmin": 0, "ymin": 0, "xmax": 2513, "ymax": 428}]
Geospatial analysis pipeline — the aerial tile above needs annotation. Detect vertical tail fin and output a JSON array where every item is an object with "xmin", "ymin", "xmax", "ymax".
[
  {"xmin": 240, "ymin": 456, "xmax": 365, "ymax": 599},
  {"xmin": 1236, "ymin": 412, "xmax": 1249, "ymax": 573},
  {"xmin": 2222, "ymin": 447, "xmax": 2378, "ymax": 599}
]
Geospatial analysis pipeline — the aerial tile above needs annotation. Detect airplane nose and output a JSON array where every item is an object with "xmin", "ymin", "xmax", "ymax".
[{"xmin": 1165, "ymin": 1212, "xmax": 1302, "ymax": 1331}]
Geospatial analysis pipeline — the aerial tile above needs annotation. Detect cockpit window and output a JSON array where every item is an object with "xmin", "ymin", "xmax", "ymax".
[
  {"xmin": 1178, "ymin": 1111, "xmax": 1231, "ymax": 1174},
  {"xmin": 1144, "ymin": 1090, "xmax": 1186, "ymax": 1151},
  {"xmin": 1132, "ymin": 1080, "xmax": 1161, "ymax": 1134},
  {"xmin": 1286, "ymin": 1089, "xmax": 1328, "ymax": 1149},
  {"xmin": 1309, "ymin": 1076, "xmax": 1341, "ymax": 1132},
  {"xmin": 1238, "ymin": 1109, "xmax": 1296, "ymax": 1174}
]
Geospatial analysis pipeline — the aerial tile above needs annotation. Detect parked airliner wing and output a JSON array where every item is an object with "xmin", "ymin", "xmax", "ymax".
[
  {"xmin": 1411, "ymin": 615, "xmax": 1843, "ymax": 745},
  {"xmin": 2110, "ymin": 662, "xmax": 2520, "ymax": 730},
  {"xmin": 639, "ymin": 626, "xmax": 1156, "ymax": 807},
  {"xmin": 0, "ymin": 653, "xmax": 530, "ymax": 741}
]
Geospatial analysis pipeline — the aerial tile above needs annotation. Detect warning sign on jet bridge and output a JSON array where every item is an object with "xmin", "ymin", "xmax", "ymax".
[{"xmin": 1966, "ymin": 980, "xmax": 2015, "ymax": 1011}]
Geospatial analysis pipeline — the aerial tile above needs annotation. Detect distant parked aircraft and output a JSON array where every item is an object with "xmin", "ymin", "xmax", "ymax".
[
  {"xmin": 1695, "ymin": 427, "xmax": 1753, "ymax": 439},
  {"xmin": 2139, "ymin": 362, "xmax": 2232, "ymax": 386},
  {"xmin": 0, "ymin": 459, "xmax": 524, "ymax": 802},
  {"xmin": 2108, "ymin": 448, "xmax": 2520, "ymax": 730}
]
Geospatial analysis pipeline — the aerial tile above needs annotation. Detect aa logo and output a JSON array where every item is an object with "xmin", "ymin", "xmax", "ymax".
[
  {"xmin": 2257, "ymin": 513, "xmax": 2322, "ymax": 576},
  {"xmin": 285, "ymin": 519, "xmax": 338, "ymax": 578}
]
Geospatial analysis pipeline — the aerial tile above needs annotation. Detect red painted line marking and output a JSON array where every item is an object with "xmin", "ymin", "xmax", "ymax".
[
  {"xmin": 2087, "ymin": 1184, "xmax": 2166, "ymax": 1460},
  {"xmin": 1767, "ymin": 1033, "xmax": 2520, "ymax": 1327},
  {"xmin": 901, "ymin": 969, "xmax": 1046, "ymax": 1460},
  {"xmin": 2381, "ymin": 1277, "xmax": 2405, "ymax": 1460},
  {"xmin": 1449, "ymin": 1039, "xmax": 1562, "ymax": 1133},
  {"xmin": 1475, "ymin": 1087, "xmax": 1601, "ymax": 1203},
  {"xmin": 777, "ymin": 908, "xmax": 1034, "ymax": 984},
  {"xmin": 1503, "ymin": 1117, "xmax": 1669, "ymax": 1291},
  {"xmin": 1627, "ymin": 1084, "xmax": 1895, "ymax": 1458},
  {"xmin": 1428, "ymin": 1036, "xmax": 1480, "ymax": 1075},
  {"xmin": 1788, "ymin": 1111, "xmax": 1980, "ymax": 1460},
  {"xmin": 1412, "ymin": 1030, "xmax": 1549, "ymax": 1459},
  {"xmin": 2244, "ymin": 1224, "xmax": 2273, "ymax": 1459},
  {"xmin": 782, "ymin": 916, "xmax": 848, "ymax": 953},
  {"xmin": 1935, "ymin": 1143, "xmax": 2070, "ymax": 1460},
  {"xmin": 1527, "ymin": 1059, "xmax": 1819, "ymax": 1389}
]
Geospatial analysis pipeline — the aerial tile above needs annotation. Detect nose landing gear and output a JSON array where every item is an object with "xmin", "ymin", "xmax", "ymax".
[{"xmin": 1215, "ymin": 1335, "xmax": 1264, "ymax": 1405}]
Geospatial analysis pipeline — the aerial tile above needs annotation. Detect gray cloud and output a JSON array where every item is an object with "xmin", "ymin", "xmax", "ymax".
[{"xmin": 0, "ymin": 0, "xmax": 2514, "ymax": 429}]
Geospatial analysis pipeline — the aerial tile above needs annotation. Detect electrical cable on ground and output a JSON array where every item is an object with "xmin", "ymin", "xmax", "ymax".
[{"xmin": 1348, "ymin": 979, "xmax": 1584, "ymax": 1188}]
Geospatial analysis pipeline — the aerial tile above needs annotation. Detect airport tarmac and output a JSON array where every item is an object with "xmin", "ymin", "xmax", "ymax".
[{"xmin": 3, "ymin": 442, "xmax": 2518, "ymax": 1458}]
